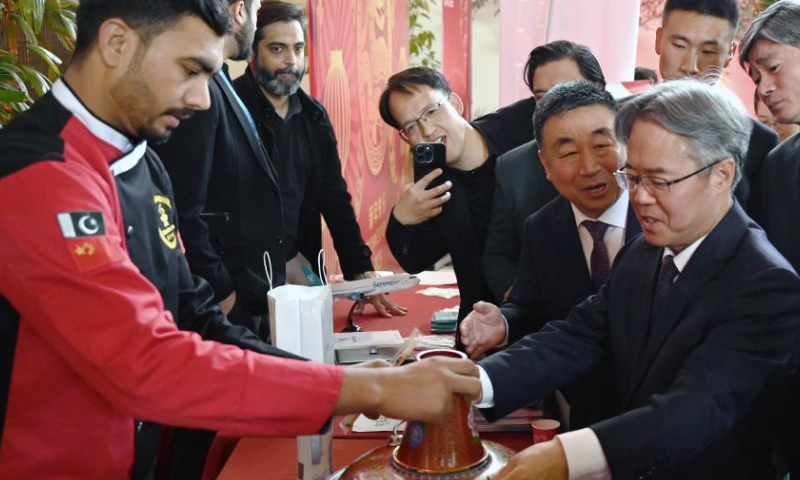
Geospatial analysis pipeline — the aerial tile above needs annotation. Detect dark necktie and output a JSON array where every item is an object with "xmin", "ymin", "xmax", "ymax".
[
  {"xmin": 651, "ymin": 254, "xmax": 679, "ymax": 319},
  {"xmin": 583, "ymin": 220, "xmax": 611, "ymax": 288}
]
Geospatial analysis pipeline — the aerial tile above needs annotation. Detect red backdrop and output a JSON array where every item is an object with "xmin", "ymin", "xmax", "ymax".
[
  {"xmin": 308, "ymin": 0, "xmax": 411, "ymax": 275},
  {"xmin": 442, "ymin": 0, "xmax": 472, "ymax": 120}
]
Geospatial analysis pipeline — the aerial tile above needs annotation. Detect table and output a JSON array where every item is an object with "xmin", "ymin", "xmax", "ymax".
[{"xmin": 207, "ymin": 285, "xmax": 534, "ymax": 480}]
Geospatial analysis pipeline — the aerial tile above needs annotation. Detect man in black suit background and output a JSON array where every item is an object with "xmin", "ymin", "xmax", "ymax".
[
  {"xmin": 653, "ymin": 0, "xmax": 778, "ymax": 216},
  {"xmin": 478, "ymin": 80, "xmax": 800, "ymax": 480},
  {"xmin": 739, "ymin": 2, "xmax": 800, "ymax": 474},
  {"xmin": 154, "ymin": 0, "xmax": 281, "ymax": 340},
  {"xmin": 483, "ymin": 41, "xmax": 606, "ymax": 302},
  {"xmin": 379, "ymin": 67, "xmax": 509, "ymax": 349},
  {"xmin": 232, "ymin": 1, "xmax": 405, "ymax": 317},
  {"xmin": 462, "ymin": 81, "xmax": 640, "ymax": 430}
]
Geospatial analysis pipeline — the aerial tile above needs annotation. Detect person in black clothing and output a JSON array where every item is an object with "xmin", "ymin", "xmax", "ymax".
[
  {"xmin": 154, "ymin": 0, "xmax": 283, "ymax": 340},
  {"xmin": 482, "ymin": 40, "xmax": 606, "ymax": 303},
  {"xmin": 378, "ymin": 67, "xmax": 505, "ymax": 349},
  {"xmin": 150, "ymin": 0, "xmax": 296, "ymax": 478},
  {"xmin": 233, "ymin": 1, "xmax": 405, "ymax": 316},
  {"xmin": 117, "ymin": 135, "xmax": 302, "ymax": 480},
  {"xmin": 740, "ymin": 3, "xmax": 800, "ymax": 475}
]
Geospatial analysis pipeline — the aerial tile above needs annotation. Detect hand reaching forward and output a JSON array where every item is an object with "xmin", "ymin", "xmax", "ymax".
[
  {"xmin": 335, "ymin": 356, "xmax": 481, "ymax": 423},
  {"xmin": 460, "ymin": 301, "xmax": 507, "ymax": 360},
  {"xmin": 494, "ymin": 439, "xmax": 569, "ymax": 480}
]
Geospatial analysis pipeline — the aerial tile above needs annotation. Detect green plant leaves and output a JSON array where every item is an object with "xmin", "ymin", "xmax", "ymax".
[{"xmin": 0, "ymin": 0, "xmax": 75, "ymax": 125}]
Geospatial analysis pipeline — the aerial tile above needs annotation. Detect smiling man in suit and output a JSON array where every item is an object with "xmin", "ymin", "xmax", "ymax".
[
  {"xmin": 462, "ymin": 81, "xmax": 640, "ymax": 430},
  {"xmin": 478, "ymin": 80, "xmax": 800, "ymax": 480},
  {"xmin": 482, "ymin": 41, "xmax": 604, "ymax": 303}
]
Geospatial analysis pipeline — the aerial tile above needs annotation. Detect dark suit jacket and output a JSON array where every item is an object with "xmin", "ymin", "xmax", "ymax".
[
  {"xmin": 233, "ymin": 70, "xmax": 373, "ymax": 279},
  {"xmin": 754, "ymin": 131, "xmax": 800, "ymax": 477},
  {"xmin": 154, "ymin": 69, "xmax": 285, "ymax": 316},
  {"xmin": 756, "ymin": 132, "xmax": 800, "ymax": 272},
  {"xmin": 739, "ymin": 118, "xmax": 780, "ymax": 216},
  {"xmin": 386, "ymin": 161, "xmax": 496, "ymax": 350},
  {"xmin": 502, "ymin": 196, "xmax": 641, "ymax": 343},
  {"xmin": 482, "ymin": 140, "xmax": 559, "ymax": 299},
  {"xmin": 481, "ymin": 202, "xmax": 800, "ymax": 479},
  {"xmin": 472, "ymin": 96, "xmax": 536, "ymax": 153},
  {"xmin": 500, "ymin": 195, "xmax": 640, "ymax": 429}
]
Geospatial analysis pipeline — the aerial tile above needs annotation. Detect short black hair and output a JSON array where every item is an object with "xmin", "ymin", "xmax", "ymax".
[
  {"xmin": 379, "ymin": 67, "xmax": 452, "ymax": 130},
  {"xmin": 634, "ymin": 67, "xmax": 659, "ymax": 83},
  {"xmin": 533, "ymin": 80, "xmax": 616, "ymax": 146},
  {"xmin": 663, "ymin": 0, "xmax": 739, "ymax": 32},
  {"xmin": 523, "ymin": 40, "xmax": 606, "ymax": 93},
  {"xmin": 253, "ymin": 1, "xmax": 308, "ymax": 48},
  {"xmin": 74, "ymin": 0, "xmax": 232, "ymax": 57}
]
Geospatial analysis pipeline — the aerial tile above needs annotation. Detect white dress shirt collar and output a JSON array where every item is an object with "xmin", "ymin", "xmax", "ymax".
[
  {"xmin": 571, "ymin": 190, "xmax": 629, "ymax": 230},
  {"xmin": 664, "ymin": 234, "xmax": 708, "ymax": 273}
]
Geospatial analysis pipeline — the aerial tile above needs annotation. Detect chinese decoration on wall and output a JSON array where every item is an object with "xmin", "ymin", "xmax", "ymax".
[{"xmin": 309, "ymin": 0, "xmax": 411, "ymax": 275}]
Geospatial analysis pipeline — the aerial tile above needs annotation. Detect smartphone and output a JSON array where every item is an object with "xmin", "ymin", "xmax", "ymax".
[{"xmin": 413, "ymin": 142, "xmax": 447, "ymax": 189}]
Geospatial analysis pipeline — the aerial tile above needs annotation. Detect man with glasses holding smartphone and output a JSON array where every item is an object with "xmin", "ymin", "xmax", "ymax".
[
  {"xmin": 474, "ymin": 80, "xmax": 800, "ymax": 480},
  {"xmin": 378, "ymin": 67, "xmax": 507, "ymax": 349}
]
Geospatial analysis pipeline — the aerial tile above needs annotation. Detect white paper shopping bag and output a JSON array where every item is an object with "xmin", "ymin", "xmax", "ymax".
[{"xmin": 268, "ymin": 284, "xmax": 335, "ymax": 365}]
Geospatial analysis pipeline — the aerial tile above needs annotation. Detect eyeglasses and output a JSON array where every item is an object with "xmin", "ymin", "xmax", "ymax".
[
  {"xmin": 614, "ymin": 159, "xmax": 723, "ymax": 196},
  {"xmin": 399, "ymin": 98, "xmax": 448, "ymax": 141}
]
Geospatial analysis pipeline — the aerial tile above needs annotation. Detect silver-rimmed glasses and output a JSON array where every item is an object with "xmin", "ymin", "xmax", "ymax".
[
  {"xmin": 614, "ymin": 159, "xmax": 723, "ymax": 196},
  {"xmin": 398, "ymin": 98, "xmax": 448, "ymax": 141}
]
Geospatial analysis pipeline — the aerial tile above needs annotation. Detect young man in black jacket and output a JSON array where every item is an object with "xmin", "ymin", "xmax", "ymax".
[
  {"xmin": 379, "ymin": 67, "xmax": 507, "ymax": 349},
  {"xmin": 233, "ymin": 1, "xmax": 404, "ymax": 316}
]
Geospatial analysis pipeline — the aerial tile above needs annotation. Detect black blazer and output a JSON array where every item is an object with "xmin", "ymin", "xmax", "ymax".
[
  {"xmin": 482, "ymin": 140, "xmax": 559, "ymax": 299},
  {"xmin": 754, "ymin": 132, "xmax": 800, "ymax": 477},
  {"xmin": 738, "ymin": 118, "xmax": 780, "ymax": 215},
  {"xmin": 502, "ymin": 195, "xmax": 641, "ymax": 343},
  {"xmin": 755, "ymin": 132, "xmax": 800, "ymax": 272},
  {"xmin": 472, "ymin": 96, "xmax": 536, "ymax": 153},
  {"xmin": 481, "ymin": 202, "xmax": 800, "ymax": 479},
  {"xmin": 154, "ymin": 70, "xmax": 286, "ymax": 315},
  {"xmin": 233, "ymin": 70, "xmax": 373, "ymax": 279},
  {"xmin": 500, "ymin": 195, "xmax": 640, "ymax": 429}
]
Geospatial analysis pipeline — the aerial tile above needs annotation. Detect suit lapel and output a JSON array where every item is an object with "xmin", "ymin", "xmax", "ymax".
[
  {"xmin": 622, "ymin": 247, "xmax": 662, "ymax": 397},
  {"xmin": 787, "ymin": 139, "xmax": 800, "ymax": 245},
  {"xmin": 625, "ymin": 203, "xmax": 748, "ymax": 406},
  {"xmin": 213, "ymin": 74, "xmax": 279, "ymax": 186}
]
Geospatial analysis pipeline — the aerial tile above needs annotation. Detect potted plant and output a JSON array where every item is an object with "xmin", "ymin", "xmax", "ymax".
[{"xmin": 0, "ymin": 0, "xmax": 77, "ymax": 126}]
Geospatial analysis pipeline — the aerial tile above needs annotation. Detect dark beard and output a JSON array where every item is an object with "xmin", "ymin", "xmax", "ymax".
[
  {"xmin": 231, "ymin": 20, "xmax": 255, "ymax": 61},
  {"xmin": 138, "ymin": 108, "xmax": 195, "ymax": 145},
  {"xmin": 256, "ymin": 64, "xmax": 303, "ymax": 97}
]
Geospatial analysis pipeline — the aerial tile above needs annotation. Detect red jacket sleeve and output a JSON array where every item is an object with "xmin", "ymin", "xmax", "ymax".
[{"xmin": 0, "ymin": 159, "xmax": 342, "ymax": 437}]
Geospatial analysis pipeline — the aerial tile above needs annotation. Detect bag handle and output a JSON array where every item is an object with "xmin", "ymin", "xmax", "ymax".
[
  {"xmin": 263, "ymin": 250, "xmax": 274, "ymax": 292},
  {"xmin": 317, "ymin": 249, "xmax": 328, "ymax": 286}
]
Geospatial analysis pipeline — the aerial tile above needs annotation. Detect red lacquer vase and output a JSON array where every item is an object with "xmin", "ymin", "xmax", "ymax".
[{"xmin": 334, "ymin": 349, "xmax": 515, "ymax": 480}]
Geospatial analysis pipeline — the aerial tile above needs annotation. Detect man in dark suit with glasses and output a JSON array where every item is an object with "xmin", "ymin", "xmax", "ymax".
[{"xmin": 476, "ymin": 80, "xmax": 800, "ymax": 480}]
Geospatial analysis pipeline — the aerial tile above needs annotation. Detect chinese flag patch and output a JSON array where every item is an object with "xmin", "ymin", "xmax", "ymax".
[{"xmin": 66, "ymin": 236, "xmax": 124, "ymax": 273}]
